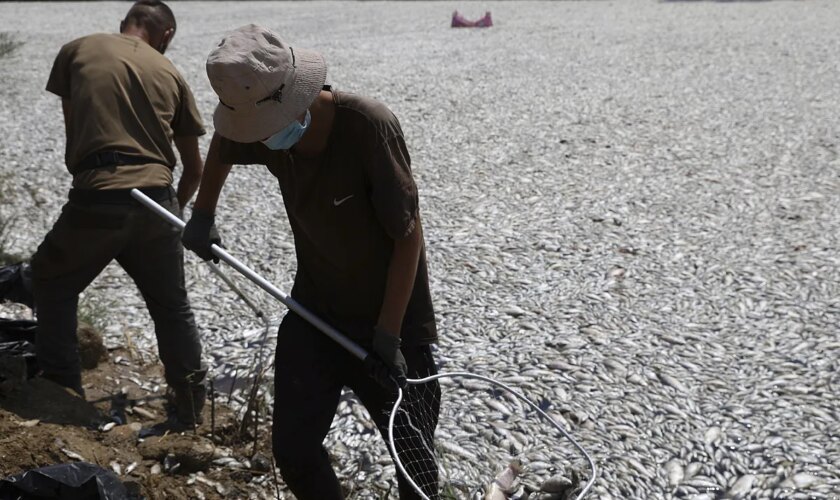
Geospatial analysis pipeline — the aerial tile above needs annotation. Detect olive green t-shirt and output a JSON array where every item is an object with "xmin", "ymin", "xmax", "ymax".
[
  {"xmin": 218, "ymin": 91, "xmax": 437, "ymax": 347},
  {"xmin": 46, "ymin": 33, "xmax": 205, "ymax": 189}
]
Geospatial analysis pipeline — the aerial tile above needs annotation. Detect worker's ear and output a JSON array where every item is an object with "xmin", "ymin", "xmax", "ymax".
[{"xmin": 158, "ymin": 28, "xmax": 175, "ymax": 54}]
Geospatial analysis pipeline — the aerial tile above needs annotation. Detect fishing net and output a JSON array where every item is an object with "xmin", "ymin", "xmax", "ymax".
[{"xmin": 387, "ymin": 372, "xmax": 596, "ymax": 500}]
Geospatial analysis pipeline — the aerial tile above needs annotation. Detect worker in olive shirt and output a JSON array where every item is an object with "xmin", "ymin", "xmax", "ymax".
[
  {"xmin": 34, "ymin": 0, "xmax": 207, "ymax": 426},
  {"xmin": 183, "ymin": 25, "xmax": 441, "ymax": 499}
]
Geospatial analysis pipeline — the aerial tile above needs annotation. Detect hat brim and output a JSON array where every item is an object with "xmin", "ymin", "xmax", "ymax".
[{"xmin": 212, "ymin": 48, "xmax": 327, "ymax": 144}]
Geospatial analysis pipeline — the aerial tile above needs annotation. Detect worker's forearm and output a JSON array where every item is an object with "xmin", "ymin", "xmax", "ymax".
[
  {"xmin": 377, "ymin": 218, "xmax": 423, "ymax": 337},
  {"xmin": 173, "ymin": 135, "xmax": 205, "ymax": 209},
  {"xmin": 176, "ymin": 167, "xmax": 202, "ymax": 209},
  {"xmin": 193, "ymin": 134, "xmax": 232, "ymax": 214}
]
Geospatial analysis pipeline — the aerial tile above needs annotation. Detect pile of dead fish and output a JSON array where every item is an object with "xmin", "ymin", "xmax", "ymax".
[{"xmin": 1, "ymin": 1, "xmax": 839, "ymax": 499}]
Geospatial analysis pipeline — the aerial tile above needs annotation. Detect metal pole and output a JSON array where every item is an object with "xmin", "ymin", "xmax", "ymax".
[{"xmin": 207, "ymin": 261, "xmax": 267, "ymax": 325}]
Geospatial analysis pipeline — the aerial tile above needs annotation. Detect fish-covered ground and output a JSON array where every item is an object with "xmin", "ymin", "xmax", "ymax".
[{"xmin": 0, "ymin": 1, "xmax": 838, "ymax": 499}]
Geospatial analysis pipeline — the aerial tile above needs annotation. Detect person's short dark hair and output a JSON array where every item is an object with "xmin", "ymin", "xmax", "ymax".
[{"xmin": 123, "ymin": 0, "xmax": 176, "ymax": 37}]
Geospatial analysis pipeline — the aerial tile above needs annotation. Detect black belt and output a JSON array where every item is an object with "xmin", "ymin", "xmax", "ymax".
[
  {"xmin": 69, "ymin": 186, "xmax": 174, "ymax": 205},
  {"xmin": 74, "ymin": 151, "xmax": 165, "ymax": 172}
]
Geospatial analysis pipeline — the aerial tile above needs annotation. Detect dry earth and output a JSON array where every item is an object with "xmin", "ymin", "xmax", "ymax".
[{"xmin": 0, "ymin": 338, "xmax": 279, "ymax": 500}]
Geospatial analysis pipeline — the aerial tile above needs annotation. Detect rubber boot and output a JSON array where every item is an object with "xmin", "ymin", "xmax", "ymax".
[{"xmin": 169, "ymin": 368, "xmax": 207, "ymax": 427}]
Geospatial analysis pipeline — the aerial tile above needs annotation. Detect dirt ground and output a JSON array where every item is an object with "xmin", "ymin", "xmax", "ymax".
[{"xmin": 0, "ymin": 341, "xmax": 278, "ymax": 500}]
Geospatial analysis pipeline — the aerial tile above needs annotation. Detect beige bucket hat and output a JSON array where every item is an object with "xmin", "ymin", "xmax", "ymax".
[{"xmin": 206, "ymin": 24, "xmax": 327, "ymax": 143}]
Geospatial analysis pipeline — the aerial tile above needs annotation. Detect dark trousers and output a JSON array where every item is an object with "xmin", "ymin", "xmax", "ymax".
[
  {"xmin": 273, "ymin": 312, "xmax": 441, "ymax": 499},
  {"xmin": 31, "ymin": 190, "xmax": 203, "ymax": 391}
]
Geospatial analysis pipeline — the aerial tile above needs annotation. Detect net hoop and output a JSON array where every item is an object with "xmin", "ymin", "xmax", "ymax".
[{"xmin": 388, "ymin": 371, "xmax": 597, "ymax": 500}]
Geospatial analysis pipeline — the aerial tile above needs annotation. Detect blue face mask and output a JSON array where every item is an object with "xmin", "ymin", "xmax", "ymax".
[{"xmin": 261, "ymin": 110, "xmax": 311, "ymax": 150}]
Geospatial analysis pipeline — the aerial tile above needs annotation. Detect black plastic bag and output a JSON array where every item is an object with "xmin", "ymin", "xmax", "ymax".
[
  {"xmin": 0, "ymin": 462, "xmax": 128, "ymax": 500},
  {"xmin": 0, "ymin": 263, "xmax": 33, "ymax": 309},
  {"xmin": 0, "ymin": 339, "xmax": 37, "ymax": 378},
  {"xmin": 0, "ymin": 319, "xmax": 38, "ymax": 380},
  {"xmin": 0, "ymin": 318, "xmax": 36, "ymax": 344}
]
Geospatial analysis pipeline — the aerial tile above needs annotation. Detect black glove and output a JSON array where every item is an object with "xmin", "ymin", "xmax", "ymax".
[
  {"xmin": 182, "ymin": 208, "xmax": 221, "ymax": 263},
  {"xmin": 364, "ymin": 327, "xmax": 408, "ymax": 391}
]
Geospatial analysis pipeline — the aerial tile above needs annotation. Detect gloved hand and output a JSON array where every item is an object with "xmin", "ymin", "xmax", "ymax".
[
  {"xmin": 364, "ymin": 326, "xmax": 408, "ymax": 391},
  {"xmin": 182, "ymin": 208, "xmax": 221, "ymax": 263}
]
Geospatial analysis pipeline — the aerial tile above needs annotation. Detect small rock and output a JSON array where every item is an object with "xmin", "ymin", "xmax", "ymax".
[{"xmin": 251, "ymin": 452, "xmax": 272, "ymax": 473}]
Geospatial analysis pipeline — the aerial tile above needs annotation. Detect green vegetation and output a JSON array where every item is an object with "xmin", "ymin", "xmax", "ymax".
[
  {"xmin": 77, "ymin": 298, "xmax": 111, "ymax": 333},
  {"xmin": 440, "ymin": 483, "xmax": 464, "ymax": 499},
  {"xmin": 0, "ymin": 33, "xmax": 22, "ymax": 59}
]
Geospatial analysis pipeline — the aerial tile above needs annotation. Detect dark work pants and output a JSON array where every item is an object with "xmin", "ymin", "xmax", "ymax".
[
  {"xmin": 272, "ymin": 312, "xmax": 441, "ymax": 499},
  {"xmin": 31, "ymin": 190, "xmax": 203, "ymax": 392}
]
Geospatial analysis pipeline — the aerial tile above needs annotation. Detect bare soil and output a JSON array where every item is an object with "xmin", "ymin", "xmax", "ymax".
[{"xmin": 0, "ymin": 345, "xmax": 276, "ymax": 500}]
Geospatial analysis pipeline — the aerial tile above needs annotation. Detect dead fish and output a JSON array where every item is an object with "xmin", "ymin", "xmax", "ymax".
[
  {"xmin": 132, "ymin": 406, "xmax": 156, "ymax": 420},
  {"xmin": 61, "ymin": 449, "xmax": 85, "ymax": 461},
  {"xmin": 540, "ymin": 472, "xmax": 574, "ymax": 494},
  {"xmin": 657, "ymin": 372, "xmax": 689, "ymax": 393},
  {"xmin": 486, "ymin": 399, "xmax": 512, "ymax": 416},
  {"xmin": 780, "ymin": 473, "xmax": 820, "ymax": 489},
  {"xmin": 725, "ymin": 474, "xmax": 755, "ymax": 499},
  {"xmin": 439, "ymin": 440, "xmax": 477, "ymax": 461},
  {"xmin": 662, "ymin": 403, "xmax": 689, "ymax": 420},
  {"xmin": 665, "ymin": 459, "xmax": 684, "ymax": 487},
  {"xmin": 485, "ymin": 460, "xmax": 522, "ymax": 500},
  {"xmin": 626, "ymin": 457, "xmax": 654, "ymax": 479},
  {"xmin": 196, "ymin": 475, "xmax": 226, "ymax": 495},
  {"xmin": 685, "ymin": 462, "xmax": 703, "ymax": 479},
  {"xmin": 704, "ymin": 426, "xmax": 722, "ymax": 444}
]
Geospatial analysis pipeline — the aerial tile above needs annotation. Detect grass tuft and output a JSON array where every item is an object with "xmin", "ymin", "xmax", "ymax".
[
  {"xmin": 0, "ymin": 32, "xmax": 23, "ymax": 58},
  {"xmin": 0, "ymin": 33, "xmax": 22, "ymax": 59}
]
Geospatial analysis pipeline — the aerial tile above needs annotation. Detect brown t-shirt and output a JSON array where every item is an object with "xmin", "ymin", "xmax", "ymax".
[
  {"xmin": 218, "ymin": 91, "xmax": 437, "ymax": 346},
  {"xmin": 46, "ymin": 33, "xmax": 205, "ymax": 190}
]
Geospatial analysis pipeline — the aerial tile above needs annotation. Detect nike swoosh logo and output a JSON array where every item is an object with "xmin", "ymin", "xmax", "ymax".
[{"xmin": 333, "ymin": 194, "xmax": 354, "ymax": 206}]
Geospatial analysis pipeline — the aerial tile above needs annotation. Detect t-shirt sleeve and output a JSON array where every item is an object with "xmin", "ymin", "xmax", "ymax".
[
  {"xmin": 364, "ymin": 133, "xmax": 419, "ymax": 240},
  {"xmin": 171, "ymin": 78, "xmax": 206, "ymax": 137},
  {"xmin": 45, "ymin": 42, "xmax": 74, "ymax": 98}
]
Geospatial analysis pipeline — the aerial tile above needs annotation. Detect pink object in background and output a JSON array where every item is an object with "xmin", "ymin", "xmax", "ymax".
[{"xmin": 451, "ymin": 11, "xmax": 493, "ymax": 28}]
